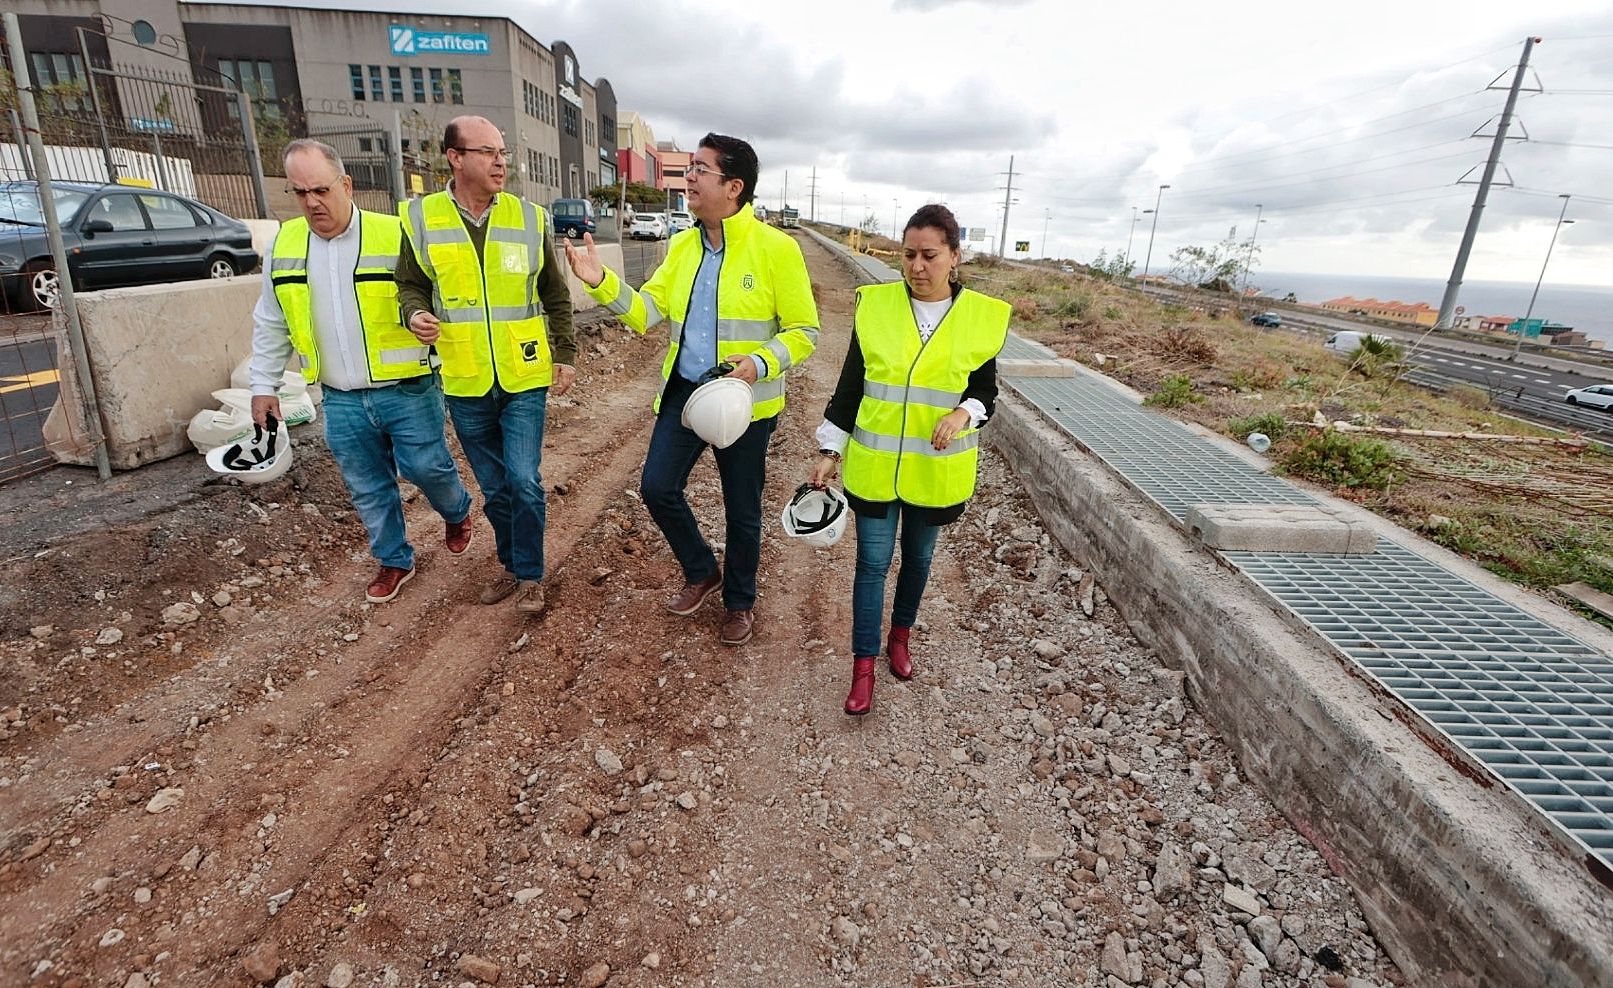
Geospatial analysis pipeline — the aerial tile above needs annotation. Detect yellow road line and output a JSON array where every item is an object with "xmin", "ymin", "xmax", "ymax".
[{"xmin": 0, "ymin": 368, "xmax": 60, "ymax": 396}]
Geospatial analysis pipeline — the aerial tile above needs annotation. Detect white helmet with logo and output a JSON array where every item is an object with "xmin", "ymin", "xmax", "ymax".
[
  {"xmin": 781, "ymin": 483, "xmax": 849, "ymax": 548},
  {"xmin": 681, "ymin": 366, "xmax": 754, "ymax": 449},
  {"xmin": 205, "ymin": 416, "xmax": 292, "ymax": 484}
]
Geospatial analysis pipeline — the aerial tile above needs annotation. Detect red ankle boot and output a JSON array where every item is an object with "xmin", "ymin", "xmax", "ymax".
[
  {"xmin": 887, "ymin": 625, "xmax": 914, "ymax": 681},
  {"xmin": 844, "ymin": 657, "xmax": 876, "ymax": 715}
]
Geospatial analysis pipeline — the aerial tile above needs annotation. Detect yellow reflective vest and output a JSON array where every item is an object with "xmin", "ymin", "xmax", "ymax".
[
  {"xmin": 268, "ymin": 209, "xmax": 429, "ymax": 383},
  {"xmin": 842, "ymin": 283, "xmax": 1010, "ymax": 508},
  {"xmin": 585, "ymin": 206, "xmax": 817, "ymax": 420},
  {"xmin": 399, "ymin": 192, "xmax": 554, "ymax": 397}
]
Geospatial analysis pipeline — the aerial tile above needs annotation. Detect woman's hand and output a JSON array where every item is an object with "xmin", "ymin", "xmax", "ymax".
[
  {"xmin": 931, "ymin": 408, "xmax": 972, "ymax": 450},
  {"xmin": 809, "ymin": 454, "xmax": 840, "ymax": 489}
]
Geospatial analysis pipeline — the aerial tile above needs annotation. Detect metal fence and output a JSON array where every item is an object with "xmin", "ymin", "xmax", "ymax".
[{"xmin": 306, "ymin": 123, "xmax": 402, "ymax": 214}]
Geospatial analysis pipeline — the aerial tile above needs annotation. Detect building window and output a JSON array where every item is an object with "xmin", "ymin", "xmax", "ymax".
[
  {"xmin": 29, "ymin": 52, "xmax": 90, "ymax": 111},
  {"xmin": 562, "ymin": 103, "xmax": 578, "ymax": 137},
  {"xmin": 389, "ymin": 66, "xmax": 403, "ymax": 103},
  {"xmin": 219, "ymin": 58, "xmax": 280, "ymax": 121},
  {"xmin": 411, "ymin": 67, "xmax": 425, "ymax": 103},
  {"xmin": 369, "ymin": 65, "xmax": 384, "ymax": 103},
  {"xmin": 429, "ymin": 68, "xmax": 444, "ymax": 104},
  {"xmin": 447, "ymin": 69, "xmax": 463, "ymax": 105},
  {"xmin": 349, "ymin": 64, "xmax": 364, "ymax": 101}
]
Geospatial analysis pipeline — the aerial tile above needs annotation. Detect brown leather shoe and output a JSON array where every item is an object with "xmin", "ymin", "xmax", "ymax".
[
  {"xmin": 515, "ymin": 579, "xmax": 546, "ymax": 614},
  {"xmin": 479, "ymin": 574, "xmax": 519, "ymax": 605},
  {"xmin": 666, "ymin": 573, "xmax": 722, "ymax": 616},
  {"xmin": 445, "ymin": 516, "xmax": 473, "ymax": 555},
  {"xmin": 365, "ymin": 565, "xmax": 415, "ymax": 604},
  {"xmin": 719, "ymin": 608, "xmax": 755, "ymax": 647}
]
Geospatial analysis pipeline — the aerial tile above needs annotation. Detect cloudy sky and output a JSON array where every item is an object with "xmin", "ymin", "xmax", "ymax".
[{"xmin": 242, "ymin": 0, "xmax": 1613, "ymax": 287}]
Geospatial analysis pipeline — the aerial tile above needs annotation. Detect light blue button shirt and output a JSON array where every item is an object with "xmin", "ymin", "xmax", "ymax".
[{"xmin": 676, "ymin": 234, "xmax": 725, "ymax": 382}]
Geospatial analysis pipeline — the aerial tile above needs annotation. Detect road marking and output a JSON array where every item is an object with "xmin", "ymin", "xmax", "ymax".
[
  {"xmin": 0, "ymin": 369, "xmax": 60, "ymax": 396},
  {"xmin": 1509, "ymin": 374, "xmax": 1528, "ymax": 380}
]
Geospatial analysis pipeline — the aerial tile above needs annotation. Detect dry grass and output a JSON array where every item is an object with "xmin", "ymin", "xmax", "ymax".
[{"xmin": 970, "ymin": 259, "xmax": 1613, "ymax": 619}]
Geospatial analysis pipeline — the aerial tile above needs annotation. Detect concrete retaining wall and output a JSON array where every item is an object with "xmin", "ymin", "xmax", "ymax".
[
  {"xmin": 991, "ymin": 396, "xmax": 1613, "ymax": 988},
  {"xmin": 45, "ymin": 277, "xmax": 262, "ymax": 469}
]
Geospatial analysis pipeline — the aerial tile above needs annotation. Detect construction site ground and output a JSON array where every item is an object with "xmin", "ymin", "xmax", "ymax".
[{"xmin": 0, "ymin": 234, "xmax": 1402, "ymax": 988}]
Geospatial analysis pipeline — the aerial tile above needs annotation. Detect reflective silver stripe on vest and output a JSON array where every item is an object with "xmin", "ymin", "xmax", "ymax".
[
  {"xmin": 862, "ymin": 380, "xmax": 964, "ymax": 410},
  {"xmin": 356, "ymin": 254, "xmax": 397, "ymax": 271},
  {"xmin": 761, "ymin": 336, "xmax": 795, "ymax": 372},
  {"xmin": 405, "ymin": 198, "xmax": 437, "ymax": 281},
  {"xmin": 602, "ymin": 277, "xmax": 633, "ymax": 315},
  {"xmin": 270, "ymin": 256, "xmax": 306, "ymax": 272},
  {"xmin": 487, "ymin": 227, "xmax": 528, "ymax": 243},
  {"xmin": 716, "ymin": 316, "xmax": 778, "ymax": 342},
  {"xmin": 852, "ymin": 427, "xmax": 978, "ymax": 456},
  {"xmin": 490, "ymin": 303, "xmax": 544, "ymax": 322},
  {"xmin": 751, "ymin": 376, "xmax": 785, "ymax": 405},
  {"xmin": 424, "ymin": 227, "xmax": 471, "ymax": 245},
  {"xmin": 523, "ymin": 199, "xmax": 541, "ymax": 273},
  {"xmin": 440, "ymin": 307, "xmax": 489, "ymax": 323},
  {"xmin": 642, "ymin": 293, "xmax": 663, "ymax": 326},
  {"xmin": 380, "ymin": 346, "xmax": 430, "ymax": 365}
]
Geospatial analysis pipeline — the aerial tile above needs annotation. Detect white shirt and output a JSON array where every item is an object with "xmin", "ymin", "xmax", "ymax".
[
  {"xmin": 815, "ymin": 295, "xmax": 988, "ymax": 454},
  {"xmin": 250, "ymin": 205, "xmax": 386, "ymax": 395}
]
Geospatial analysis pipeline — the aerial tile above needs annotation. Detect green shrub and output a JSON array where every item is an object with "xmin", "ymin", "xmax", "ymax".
[
  {"xmin": 1053, "ymin": 292, "xmax": 1093, "ymax": 320},
  {"xmin": 1144, "ymin": 374, "xmax": 1203, "ymax": 409},
  {"xmin": 1348, "ymin": 336, "xmax": 1407, "ymax": 380},
  {"xmin": 1278, "ymin": 428, "xmax": 1400, "ymax": 490},
  {"xmin": 1103, "ymin": 305, "xmax": 1122, "ymax": 320},
  {"xmin": 1227, "ymin": 412, "xmax": 1289, "ymax": 441}
]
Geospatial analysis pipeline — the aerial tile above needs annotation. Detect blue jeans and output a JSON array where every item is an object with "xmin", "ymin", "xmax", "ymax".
[
  {"xmin": 641, "ymin": 373, "xmax": 775, "ymax": 611},
  {"xmin": 446, "ymin": 384, "xmax": 549, "ymax": 580},
  {"xmin": 322, "ymin": 374, "xmax": 471, "ymax": 571},
  {"xmin": 852, "ymin": 505, "xmax": 942, "ymax": 657}
]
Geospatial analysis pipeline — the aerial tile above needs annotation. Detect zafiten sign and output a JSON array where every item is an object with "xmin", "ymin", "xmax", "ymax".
[{"xmin": 389, "ymin": 25, "xmax": 491, "ymax": 56}]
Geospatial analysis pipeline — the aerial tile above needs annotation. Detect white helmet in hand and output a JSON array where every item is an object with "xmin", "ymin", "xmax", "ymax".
[
  {"xmin": 781, "ymin": 483, "xmax": 849, "ymax": 548},
  {"xmin": 681, "ymin": 364, "xmax": 754, "ymax": 449},
  {"xmin": 205, "ymin": 415, "xmax": 292, "ymax": 484}
]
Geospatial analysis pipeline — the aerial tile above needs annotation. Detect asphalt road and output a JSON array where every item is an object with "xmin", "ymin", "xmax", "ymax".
[{"xmin": 0, "ymin": 335, "xmax": 60, "ymax": 481}]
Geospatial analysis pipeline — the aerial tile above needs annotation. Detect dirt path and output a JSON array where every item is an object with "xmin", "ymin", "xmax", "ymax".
[{"xmin": 1, "ymin": 236, "xmax": 1403, "ymax": 988}]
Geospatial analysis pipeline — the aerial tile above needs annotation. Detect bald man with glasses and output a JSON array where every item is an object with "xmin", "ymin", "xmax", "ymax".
[{"xmin": 396, "ymin": 115, "xmax": 577, "ymax": 615}]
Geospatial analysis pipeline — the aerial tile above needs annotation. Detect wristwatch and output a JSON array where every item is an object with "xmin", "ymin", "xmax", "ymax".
[{"xmin": 819, "ymin": 448, "xmax": 842, "ymax": 460}]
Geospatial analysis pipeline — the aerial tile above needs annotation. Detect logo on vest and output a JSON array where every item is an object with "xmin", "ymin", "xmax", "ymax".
[
  {"xmin": 741, "ymin": 274, "xmax": 755, "ymax": 291},
  {"xmin": 521, "ymin": 342, "xmax": 540, "ymax": 362}
]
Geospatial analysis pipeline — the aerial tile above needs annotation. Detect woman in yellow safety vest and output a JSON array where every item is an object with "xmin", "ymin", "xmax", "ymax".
[{"xmin": 809, "ymin": 203, "xmax": 1010, "ymax": 716}]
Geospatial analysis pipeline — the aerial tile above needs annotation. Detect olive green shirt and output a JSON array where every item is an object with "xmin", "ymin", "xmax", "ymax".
[{"xmin": 395, "ymin": 191, "xmax": 578, "ymax": 368}]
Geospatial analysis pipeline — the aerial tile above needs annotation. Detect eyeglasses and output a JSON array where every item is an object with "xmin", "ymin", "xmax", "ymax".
[
  {"xmin": 452, "ymin": 146, "xmax": 512, "ymax": 161},
  {"xmin": 686, "ymin": 162, "xmax": 727, "ymax": 180},
  {"xmin": 285, "ymin": 184, "xmax": 339, "ymax": 199}
]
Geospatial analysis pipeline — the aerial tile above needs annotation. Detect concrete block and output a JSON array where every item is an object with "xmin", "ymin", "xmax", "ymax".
[
  {"xmin": 243, "ymin": 218, "xmax": 281, "ymax": 262},
  {"xmin": 562, "ymin": 243, "xmax": 625, "ymax": 311},
  {"xmin": 46, "ymin": 277, "xmax": 260, "ymax": 470},
  {"xmin": 1553, "ymin": 582, "xmax": 1613, "ymax": 621},
  {"xmin": 1186, "ymin": 503, "xmax": 1379, "ymax": 554},
  {"xmin": 997, "ymin": 357, "xmax": 1079, "ymax": 379}
]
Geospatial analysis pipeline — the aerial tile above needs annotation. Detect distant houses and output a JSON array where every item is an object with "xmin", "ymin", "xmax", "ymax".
[{"xmin": 1318, "ymin": 296, "xmax": 1438, "ymax": 327}]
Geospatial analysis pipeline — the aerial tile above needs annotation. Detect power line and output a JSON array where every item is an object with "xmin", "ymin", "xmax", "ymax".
[{"xmin": 1526, "ymin": 139, "xmax": 1613, "ymax": 150}]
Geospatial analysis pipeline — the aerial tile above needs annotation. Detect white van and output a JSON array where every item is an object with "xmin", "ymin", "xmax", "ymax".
[{"xmin": 1324, "ymin": 330, "xmax": 1376, "ymax": 354}]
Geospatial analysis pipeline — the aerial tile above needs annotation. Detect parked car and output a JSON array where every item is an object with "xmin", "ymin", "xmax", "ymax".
[
  {"xmin": 668, "ymin": 210, "xmax": 695, "ymax": 234},
  {"xmin": 628, "ymin": 213, "xmax": 667, "ymax": 240},
  {"xmin": 550, "ymin": 197, "xmax": 596, "ymax": 239},
  {"xmin": 1563, "ymin": 384, "xmax": 1613, "ymax": 411},
  {"xmin": 1251, "ymin": 311, "xmax": 1282, "ymax": 328},
  {"xmin": 0, "ymin": 181, "xmax": 258, "ymax": 311}
]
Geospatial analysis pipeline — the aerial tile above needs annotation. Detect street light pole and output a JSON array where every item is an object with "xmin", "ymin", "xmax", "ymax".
[
  {"xmin": 1241, "ymin": 203, "xmax": 1264, "ymax": 296},
  {"xmin": 1514, "ymin": 194, "xmax": 1572, "ymax": 359},
  {"xmin": 892, "ymin": 198, "xmax": 900, "ymax": 241},
  {"xmin": 1141, "ymin": 184, "xmax": 1169, "ymax": 280},
  {"xmin": 1125, "ymin": 207, "xmax": 1147, "ymax": 273},
  {"xmin": 1041, "ymin": 209, "xmax": 1051, "ymax": 259}
]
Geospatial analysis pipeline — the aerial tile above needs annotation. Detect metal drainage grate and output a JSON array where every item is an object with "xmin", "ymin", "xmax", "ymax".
[
  {"xmin": 1006, "ymin": 376, "xmax": 1316, "ymax": 522},
  {"xmin": 1000, "ymin": 333, "xmax": 1058, "ymax": 361}
]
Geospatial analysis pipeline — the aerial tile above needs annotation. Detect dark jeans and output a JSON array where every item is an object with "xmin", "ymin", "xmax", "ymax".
[
  {"xmin": 446, "ymin": 384, "xmax": 548, "ymax": 581},
  {"xmin": 641, "ymin": 372, "xmax": 776, "ymax": 611},
  {"xmin": 852, "ymin": 504, "xmax": 942, "ymax": 657}
]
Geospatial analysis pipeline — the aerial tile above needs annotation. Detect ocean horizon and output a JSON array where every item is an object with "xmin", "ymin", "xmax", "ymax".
[{"xmin": 1253, "ymin": 271, "xmax": 1613, "ymax": 346}]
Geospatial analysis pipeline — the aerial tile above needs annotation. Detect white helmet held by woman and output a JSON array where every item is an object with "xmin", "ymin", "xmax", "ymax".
[
  {"xmin": 682, "ymin": 363, "xmax": 754, "ymax": 449},
  {"xmin": 781, "ymin": 483, "xmax": 849, "ymax": 547},
  {"xmin": 205, "ymin": 415, "xmax": 292, "ymax": 484}
]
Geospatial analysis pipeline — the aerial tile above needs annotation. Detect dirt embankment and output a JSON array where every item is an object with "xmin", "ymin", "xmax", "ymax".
[{"xmin": 0, "ymin": 235, "xmax": 1399, "ymax": 988}]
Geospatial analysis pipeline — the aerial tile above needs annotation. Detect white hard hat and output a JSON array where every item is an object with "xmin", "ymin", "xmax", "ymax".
[
  {"xmin": 681, "ymin": 375, "xmax": 754, "ymax": 449},
  {"xmin": 205, "ymin": 416, "xmax": 292, "ymax": 484},
  {"xmin": 781, "ymin": 483, "xmax": 849, "ymax": 548},
  {"xmin": 187, "ymin": 403, "xmax": 255, "ymax": 454}
]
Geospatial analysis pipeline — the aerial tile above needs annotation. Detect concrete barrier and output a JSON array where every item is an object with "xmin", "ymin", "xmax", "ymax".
[{"xmin": 45, "ymin": 277, "xmax": 261, "ymax": 469}]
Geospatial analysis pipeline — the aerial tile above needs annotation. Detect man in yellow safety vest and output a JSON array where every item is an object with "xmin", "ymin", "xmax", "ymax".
[
  {"xmin": 249, "ymin": 139, "xmax": 472, "ymax": 606},
  {"xmin": 396, "ymin": 115, "xmax": 578, "ymax": 615}
]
